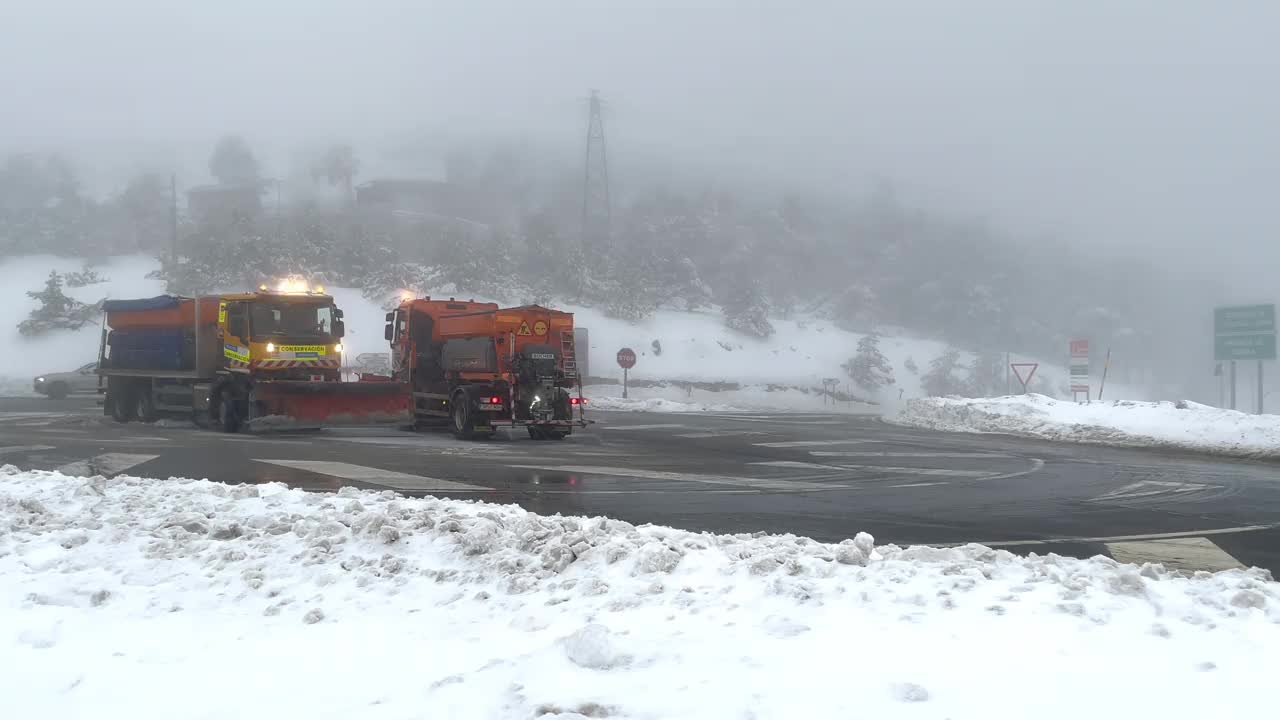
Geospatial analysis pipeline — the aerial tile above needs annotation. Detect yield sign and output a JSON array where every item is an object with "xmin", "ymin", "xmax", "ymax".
[{"xmin": 1010, "ymin": 362, "xmax": 1039, "ymax": 389}]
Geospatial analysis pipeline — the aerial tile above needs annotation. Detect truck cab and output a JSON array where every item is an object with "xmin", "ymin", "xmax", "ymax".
[{"xmin": 218, "ymin": 289, "xmax": 346, "ymax": 381}]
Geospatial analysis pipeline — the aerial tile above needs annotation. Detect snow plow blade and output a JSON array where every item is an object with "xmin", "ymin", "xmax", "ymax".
[{"xmin": 248, "ymin": 381, "xmax": 411, "ymax": 430}]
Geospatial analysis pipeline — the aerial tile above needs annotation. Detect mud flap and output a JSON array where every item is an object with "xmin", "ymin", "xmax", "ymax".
[{"xmin": 248, "ymin": 381, "xmax": 411, "ymax": 430}]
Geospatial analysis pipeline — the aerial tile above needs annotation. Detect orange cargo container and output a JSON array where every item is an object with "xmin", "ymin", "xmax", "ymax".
[{"xmin": 106, "ymin": 296, "xmax": 221, "ymax": 330}]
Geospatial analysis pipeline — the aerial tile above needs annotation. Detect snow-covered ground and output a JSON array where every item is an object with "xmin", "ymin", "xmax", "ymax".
[
  {"xmin": 894, "ymin": 394, "xmax": 1280, "ymax": 459},
  {"xmin": 2, "ymin": 467, "xmax": 1276, "ymax": 719}
]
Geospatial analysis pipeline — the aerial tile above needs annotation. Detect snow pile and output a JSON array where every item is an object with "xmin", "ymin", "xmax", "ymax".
[
  {"xmin": 894, "ymin": 393, "xmax": 1280, "ymax": 458},
  {"xmin": 582, "ymin": 384, "xmax": 870, "ymax": 413},
  {"xmin": 3, "ymin": 467, "xmax": 1277, "ymax": 719}
]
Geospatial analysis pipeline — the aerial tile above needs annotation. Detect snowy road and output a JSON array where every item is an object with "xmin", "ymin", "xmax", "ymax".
[{"xmin": 3, "ymin": 396, "xmax": 1280, "ymax": 575}]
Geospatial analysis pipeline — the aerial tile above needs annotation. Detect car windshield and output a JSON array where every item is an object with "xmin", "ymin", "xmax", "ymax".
[{"xmin": 250, "ymin": 302, "xmax": 334, "ymax": 338}]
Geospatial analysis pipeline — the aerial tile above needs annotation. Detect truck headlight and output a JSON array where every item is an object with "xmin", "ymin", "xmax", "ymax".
[
  {"xmin": 266, "ymin": 342, "xmax": 275, "ymax": 353},
  {"xmin": 36, "ymin": 376, "xmax": 45, "ymax": 383},
  {"xmin": 334, "ymin": 343, "xmax": 343, "ymax": 353}
]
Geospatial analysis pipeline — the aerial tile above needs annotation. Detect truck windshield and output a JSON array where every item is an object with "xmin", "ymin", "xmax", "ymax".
[{"xmin": 250, "ymin": 302, "xmax": 335, "ymax": 338}]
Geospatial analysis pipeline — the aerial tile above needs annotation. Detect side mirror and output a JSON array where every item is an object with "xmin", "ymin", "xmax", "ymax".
[
  {"xmin": 229, "ymin": 318, "xmax": 246, "ymax": 338},
  {"xmin": 385, "ymin": 311, "xmax": 395, "ymax": 322},
  {"xmin": 384, "ymin": 324, "xmax": 393, "ymax": 342},
  {"xmin": 333, "ymin": 320, "xmax": 346, "ymax": 338},
  {"xmin": 334, "ymin": 308, "xmax": 344, "ymax": 319}
]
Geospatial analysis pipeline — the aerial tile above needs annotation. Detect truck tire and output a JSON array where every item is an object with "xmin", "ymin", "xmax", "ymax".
[
  {"xmin": 46, "ymin": 382, "xmax": 68, "ymax": 400},
  {"xmin": 450, "ymin": 391, "xmax": 475, "ymax": 440},
  {"xmin": 110, "ymin": 384, "xmax": 136, "ymax": 423},
  {"xmin": 134, "ymin": 386, "xmax": 156, "ymax": 422},
  {"xmin": 218, "ymin": 385, "xmax": 243, "ymax": 434}
]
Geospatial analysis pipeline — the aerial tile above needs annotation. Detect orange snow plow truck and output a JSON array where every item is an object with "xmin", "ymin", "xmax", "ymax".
[
  {"xmin": 386, "ymin": 298, "xmax": 589, "ymax": 439},
  {"xmin": 98, "ymin": 287, "xmax": 409, "ymax": 431}
]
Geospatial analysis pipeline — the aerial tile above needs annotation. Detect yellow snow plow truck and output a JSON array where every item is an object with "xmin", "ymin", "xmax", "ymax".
[{"xmin": 98, "ymin": 282, "xmax": 408, "ymax": 431}]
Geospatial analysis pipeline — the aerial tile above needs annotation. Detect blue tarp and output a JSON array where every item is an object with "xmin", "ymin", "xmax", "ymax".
[{"xmin": 101, "ymin": 295, "xmax": 183, "ymax": 313}]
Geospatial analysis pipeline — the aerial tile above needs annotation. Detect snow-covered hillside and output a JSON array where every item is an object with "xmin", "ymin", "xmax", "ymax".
[
  {"xmin": 3, "ymin": 467, "xmax": 1276, "ymax": 720},
  {"xmin": 0, "ymin": 255, "xmax": 167, "ymax": 386},
  {"xmin": 0, "ymin": 255, "xmax": 1140, "ymax": 406}
]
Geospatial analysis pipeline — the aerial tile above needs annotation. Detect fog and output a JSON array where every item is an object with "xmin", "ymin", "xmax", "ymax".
[{"xmin": 2, "ymin": 0, "xmax": 1278, "ymax": 402}]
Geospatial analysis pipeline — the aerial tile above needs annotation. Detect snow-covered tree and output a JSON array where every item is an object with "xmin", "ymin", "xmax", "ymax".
[
  {"xmin": 209, "ymin": 135, "xmax": 261, "ymax": 186},
  {"xmin": 965, "ymin": 351, "xmax": 1006, "ymax": 397},
  {"xmin": 19, "ymin": 271, "xmax": 99, "ymax": 337},
  {"xmin": 903, "ymin": 356, "xmax": 919, "ymax": 375},
  {"xmin": 842, "ymin": 334, "xmax": 895, "ymax": 391},
  {"xmin": 312, "ymin": 144, "xmax": 359, "ymax": 204},
  {"xmin": 65, "ymin": 263, "xmax": 106, "ymax": 287},
  {"xmin": 721, "ymin": 275, "xmax": 774, "ymax": 338},
  {"xmin": 921, "ymin": 347, "xmax": 964, "ymax": 396}
]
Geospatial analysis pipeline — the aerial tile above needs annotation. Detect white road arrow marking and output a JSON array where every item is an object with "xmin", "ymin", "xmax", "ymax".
[
  {"xmin": 1092, "ymin": 480, "xmax": 1210, "ymax": 502},
  {"xmin": 55, "ymin": 453, "xmax": 159, "ymax": 477},
  {"xmin": 254, "ymin": 459, "xmax": 486, "ymax": 492},
  {"xmin": 1104, "ymin": 537, "xmax": 1244, "ymax": 572}
]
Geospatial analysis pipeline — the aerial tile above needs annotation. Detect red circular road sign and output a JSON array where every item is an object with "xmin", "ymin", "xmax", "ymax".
[{"xmin": 616, "ymin": 347, "xmax": 637, "ymax": 369}]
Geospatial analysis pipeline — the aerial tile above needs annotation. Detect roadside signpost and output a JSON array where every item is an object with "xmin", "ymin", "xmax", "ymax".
[
  {"xmin": 1010, "ymin": 363, "xmax": 1038, "ymax": 393},
  {"xmin": 1069, "ymin": 339, "xmax": 1089, "ymax": 402},
  {"xmin": 1214, "ymin": 304, "xmax": 1275, "ymax": 413},
  {"xmin": 617, "ymin": 347, "xmax": 636, "ymax": 399}
]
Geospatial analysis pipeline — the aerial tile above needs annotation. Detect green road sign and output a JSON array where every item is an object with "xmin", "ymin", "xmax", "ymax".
[
  {"xmin": 1215, "ymin": 304, "xmax": 1275, "ymax": 335},
  {"xmin": 1214, "ymin": 303, "xmax": 1277, "ymax": 361},
  {"xmin": 1215, "ymin": 332, "xmax": 1277, "ymax": 361}
]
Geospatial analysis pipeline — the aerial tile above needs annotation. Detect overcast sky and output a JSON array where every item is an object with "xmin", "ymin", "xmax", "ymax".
[{"xmin": 2, "ymin": 0, "xmax": 1277, "ymax": 278}]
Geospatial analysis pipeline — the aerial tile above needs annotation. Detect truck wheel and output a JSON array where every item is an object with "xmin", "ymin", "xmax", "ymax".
[
  {"xmin": 450, "ymin": 392, "xmax": 475, "ymax": 440},
  {"xmin": 46, "ymin": 382, "xmax": 68, "ymax": 400},
  {"xmin": 527, "ymin": 426, "xmax": 546, "ymax": 441},
  {"xmin": 218, "ymin": 389, "xmax": 242, "ymax": 434},
  {"xmin": 110, "ymin": 385, "xmax": 136, "ymax": 423},
  {"xmin": 545, "ymin": 430, "xmax": 568, "ymax": 441},
  {"xmin": 134, "ymin": 388, "xmax": 156, "ymax": 422}
]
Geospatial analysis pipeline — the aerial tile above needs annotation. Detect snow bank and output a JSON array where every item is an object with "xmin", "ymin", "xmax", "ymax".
[
  {"xmin": 3, "ymin": 467, "xmax": 1276, "ymax": 719},
  {"xmin": 894, "ymin": 394, "xmax": 1280, "ymax": 458},
  {"xmin": 582, "ymin": 383, "xmax": 874, "ymax": 414}
]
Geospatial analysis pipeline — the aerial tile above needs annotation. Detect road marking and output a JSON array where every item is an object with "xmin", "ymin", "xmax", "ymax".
[
  {"xmin": 253, "ymin": 459, "xmax": 486, "ymax": 492},
  {"xmin": 598, "ymin": 423, "xmax": 687, "ymax": 431},
  {"xmin": 750, "ymin": 460, "xmax": 848, "ymax": 471},
  {"xmin": 0, "ymin": 445, "xmax": 57, "ymax": 456},
  {"xmin": 712, "ymin": 417, "xmax": 845, "ymax": 425},
  {"xmin": 827, "ymin": 464, "xmax": 991, "ymax": 477},
  {"xmin": 753, "ymin": 439, "xmax": 878, "ymax": 448},
  {"xmin": 1104, "ymin": 537, "xmax": 1245, "ymax": 572},
  {"xmin": 953, "ymin": 522, "xmax": 1280, "ymax": 548},
  {"xmin": 1092, "ymin": 480, "xmax": 1211, "ymax": 502},
  {"xmin": 888, "ymin": 482, "xmax": 946, "ymax": 488},
  {"xmin": 507, "ymin": 464, "xmax": 841, "ymax": 491},
  {"xmin": 675, "ymin": 431, "xmax": 768, "ymax": 438},
  {"xmin": 55, "ymin": 453, "xmax": 159, "ymax": 477},
  {"xmin": 809, "ymin": 451, "xmax": 1010, "ymax": 459}
]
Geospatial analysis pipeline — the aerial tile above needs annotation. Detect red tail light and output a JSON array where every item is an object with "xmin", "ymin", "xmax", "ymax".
[
  {"xmin": 490, "ymin": 396, "xmax": 502, "ymax": 404},
  {"xmin": 570, "ymin": 397, "xmax": 586, "ymax": 405}
]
